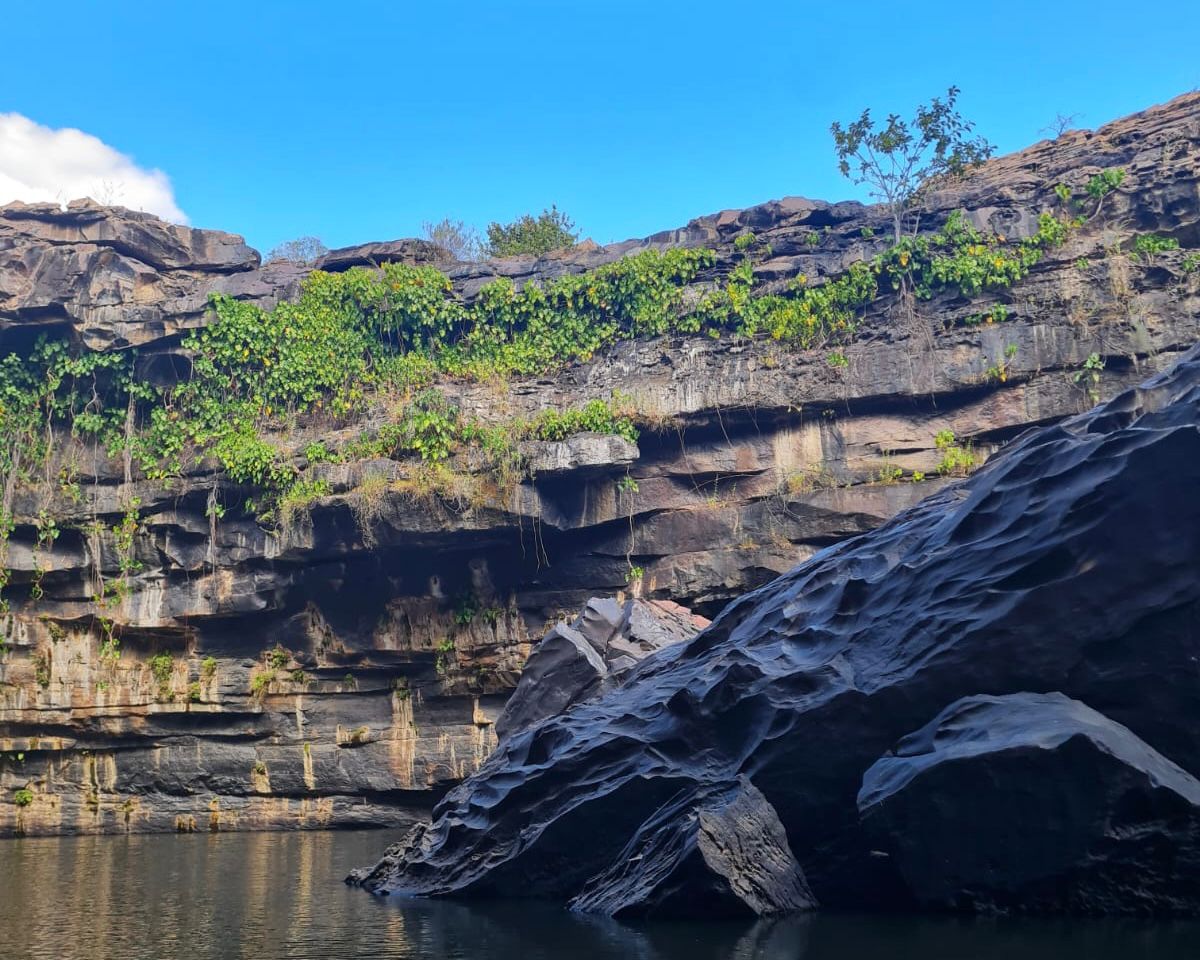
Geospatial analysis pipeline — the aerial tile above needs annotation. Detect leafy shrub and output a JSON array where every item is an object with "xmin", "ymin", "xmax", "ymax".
[
  {"xmin": 396, "ymin": 390, "xmax": 461, "ymax": 462},
  {"xmin": 832, "ymin": 87, "xmax": 994, "ymax": 240},
  {"xmin": 1086, "ymin": 168, "xmax": 1125, "ymax": 201},
  {"xmin": 13, "ymin": 788, "xmax": 33, "ymax": 807},
  {"xmin": 527, "ymin": 400, "xmax": 639, "ymax": 444},
  {"xmin": 250, "ymin": 671, "xmax": 275, "ymax": 699},
  {"xmin": 934, "ymin": 429, "xmax": 976, "ymax": 476},
  {"xmin": 486, "ymin": 205, "xmax": 578, "ymax": 257},
  {"xmin": 1131, "ymin": 234, "xmax": 1179, "ymax": 261},
  {"xmin": 33, "ymin": 654, "xmax": 51, "ymax": 689},
  {"xmin": 149, "ymin": 653, "xmax": 174, "ymax": 700}
]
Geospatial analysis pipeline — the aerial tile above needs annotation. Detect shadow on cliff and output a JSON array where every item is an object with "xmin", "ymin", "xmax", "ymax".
[{"xmin": 353, "ymin": 342, "xmax": 1200, "ymax": 916}]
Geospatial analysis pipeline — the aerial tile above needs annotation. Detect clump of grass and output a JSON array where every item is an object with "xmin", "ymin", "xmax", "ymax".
[{"xmin": 250, "ymin": 670, "xmax": 275, "ymax": 699}]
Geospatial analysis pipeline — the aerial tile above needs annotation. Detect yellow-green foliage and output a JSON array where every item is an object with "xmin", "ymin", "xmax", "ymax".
[
  {"xmin": 934, "ymin": 429, "xmax": 977, "ymax": 476},
  {"xmin": 0, "ymin": 183, "xmax": 1095, "ymax": 548}
]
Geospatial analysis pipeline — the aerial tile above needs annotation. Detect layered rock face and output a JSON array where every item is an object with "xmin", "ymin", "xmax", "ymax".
[
  {"xmin": 494, "ymin": 597, "xmax": 708, "ymax": 740},
  {"xmin": 2, "ymin": 93, "xmax": 1200, "ymax": 837},
  {"xmin": 352, "ymin": 346, "xmax": 1200, "ymax": 915}
]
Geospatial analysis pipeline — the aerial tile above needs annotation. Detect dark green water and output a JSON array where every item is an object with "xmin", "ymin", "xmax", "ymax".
[{"xmin": 1, "ymin": 830, "xmax": 1197, "ymax": 960}]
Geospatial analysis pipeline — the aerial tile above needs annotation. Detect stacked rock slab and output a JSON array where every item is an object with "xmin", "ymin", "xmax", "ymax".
[
  {"xmin": 3, "ymin": 92, "xmax": 1200, "ymax": 836},
  {"xmin": 352, "ymin": 345, "xmax": 1200, "ymax": 915},
  {"xmin": 858, "ymin": 692, "xmax": 1200, "ymax": 915},
  {"xmin": 569, "ymin": 776, "xmax": 816, "ymax": 918},
  {"xmin": 494, "ymin": 598, "xmax": 709, "ymax": 740}
]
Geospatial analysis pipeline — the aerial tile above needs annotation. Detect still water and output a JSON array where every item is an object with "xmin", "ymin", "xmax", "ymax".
[{"xmin": 0, "ymin": 830, "xmax": 1197, "ymax": 960}]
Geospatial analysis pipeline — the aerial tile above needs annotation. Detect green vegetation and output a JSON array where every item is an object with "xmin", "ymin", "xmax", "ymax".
[
  {"xmin": 0, "ymin": 140, "xmax": 1144, "ymax": 638},
  {"xmin": 1086, "ymin": 168, "xmax": 1126, "ymax": 204},
  {"xmin": 832, "ymin": 87, "xmax": 994, "ymax": 240},
  {"xmin": 1074, "ymin": 352, "xmax": 1105, "ymax": 404},
  {"xmin": 453, "ymin": 592, "xmax": 478, "ymax": 626},
  {"xmin": 13, "ymin": 787, "xmax": 33, "ymax": 807},
  {"xmin": 265, "ymin": 236, "xmax": 328, "ymax": 265},
  {"xmin": 200, "ymin": 656, "xmax": 218, "ymax": 681},
  {"xmin": 423, "ymin": 218, "xmax": 484, "ymax": 261},
  {"xmin": 149, "ymin": 653, "xmax": 174, "ymax": 701},
  {"xmin": 874, "ymin": 463, "xmax": 904, "ymax": 484},
  {"xmin": 250, "ymin": 671, "xmax": 275, "ymax": 699},
  {"xmin": 267, "ymin": 645, "xmax": 290, "ymax": 670},
  {"xmin": 934, "ymin": 430, "xmax": 976, "ymax": 476},
  {"xmin": 435, "ymin": 637, "xmax": 456, "ymax": 675},
  {"xmin": 1132, "ymin": 234, "xmax": 1180, "ymax": 262},
  {"xmin": 278, "ymin": 478, "xmax": 332, "ymax": 526},
  {"xmin": 486, "ymin": 205, "xmax": 577, "ymax": 257},
  {"xmin": 33, "ymin": 653, "xmax": 51, "ymax": 689}
]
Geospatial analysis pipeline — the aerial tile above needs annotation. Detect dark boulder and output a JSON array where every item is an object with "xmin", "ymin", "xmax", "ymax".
[
  {"xmin": 313, "ymin": 239, "xmax": 451, "ymax": 272},
  {"xmin": 570, "ymin": 776, "xmax": 815, "ymax": 919},
  {"xmin": 353, "ymin": 343, "xmax": 1200, "ymax": 915},
  {"xmin": 494, "ymin": 598, "xmax": 707, "ymax": 740},
  {"xmin": 859, "ymin": 692, "xmax": 1200, "ymax": 915}
]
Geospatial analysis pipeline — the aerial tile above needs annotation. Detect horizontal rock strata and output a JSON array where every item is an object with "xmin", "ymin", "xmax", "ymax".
[
  {"xmin": 3, "ymin": 92, "xmax": 1200, "ymax": 835},
  {"xmin": 351, "ymin": 344, "xmax": 1200, "ymax": 915}
]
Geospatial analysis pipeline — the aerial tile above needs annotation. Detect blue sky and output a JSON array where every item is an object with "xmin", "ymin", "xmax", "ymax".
[{"xmin": 3, "ymin": 1, "xmax": 1198, "ymax": 255}]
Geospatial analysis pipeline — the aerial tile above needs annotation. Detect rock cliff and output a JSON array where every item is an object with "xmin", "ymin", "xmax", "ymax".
[
  {"xmin": 352, "ymin": 341, "xmax": 1200, "ymax": 915},
  {"xmin": 2, "ymin": 92, "xmax": 1199, "ymax": 837}
]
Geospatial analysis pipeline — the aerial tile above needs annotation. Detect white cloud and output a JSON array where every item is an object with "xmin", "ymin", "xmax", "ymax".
[{"xmin": 0, "ymin": 113, "xmax": 187, "ymax": 223}]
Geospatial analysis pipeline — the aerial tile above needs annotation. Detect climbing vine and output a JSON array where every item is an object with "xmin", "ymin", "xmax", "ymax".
[{"xmin": 0, "ymin": 167, "xmax": 1133, "ymax": 560}]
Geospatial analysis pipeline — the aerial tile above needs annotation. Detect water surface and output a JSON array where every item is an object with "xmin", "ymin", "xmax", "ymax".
[{"xmin": 1, "ymin": 830, "xmax": 1196, "ymax": 959}]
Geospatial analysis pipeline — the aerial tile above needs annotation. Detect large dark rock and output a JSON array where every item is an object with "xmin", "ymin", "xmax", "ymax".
[
  {"xmin": 313, "ymin": 238, "xmax": 451, "ymax": 272},
  {"xmin": 569, "ymin": 776, "xmax": 815, "ymax": 919},
  {"xmin": 353, "ymin": 344, "xmax": 1200, "ymax": 914},
  {"xmin": 494, "ymin": 598, "xmax": 707, "ymax": 740},
  {"xmin": 6, "ymin": 93, "xmax": 1200, "ymax": 838},
  {"xmin": 859, "ymin": 693, "xmax": 1200, "ymax": 915}
]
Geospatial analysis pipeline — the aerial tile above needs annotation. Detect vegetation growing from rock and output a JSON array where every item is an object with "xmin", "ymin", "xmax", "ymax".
[
  {"xmin": 265, "ymin": 236, "xmax": 329, "ymax": 265},
  {"xmin": 831, "ymin": 87, "xmax": 995, "ymax": 240},
  {"xmin": 485, "ymin": 205, "xmax": 578, "ymax": 257},
  {"xmin": 422, "ymin": 218, "xmax": 484, "ymax": 261},
  {"xmin": 0, "ymin": 152, "xmax": 1136, "ymax": 625}
]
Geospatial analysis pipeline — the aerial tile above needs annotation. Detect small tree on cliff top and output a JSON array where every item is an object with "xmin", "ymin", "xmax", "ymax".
[
  {"xmin": 485, "ymin": 205, "xmax": 578, "ymax": 258},
  {"xmin": 831, "ymin": 86, "xmax": 993, "ymax": 241},
  {"xmin": 422, "ymin": 218, "xmax": 484, "ymax": 261},
  {"xmin": 266, "ymin": 236, "xmax": 329, "ymax": 265}
]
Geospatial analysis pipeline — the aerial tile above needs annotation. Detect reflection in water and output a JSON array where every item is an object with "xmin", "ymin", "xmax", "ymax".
[{"xmin": 1, "ymin": 831, "xmax": 1197, "ymax": 960}]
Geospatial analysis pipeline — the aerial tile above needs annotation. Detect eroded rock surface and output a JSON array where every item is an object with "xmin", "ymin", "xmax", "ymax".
[
  {"xmin": 352, "ymin": 345, "xmax": 1200, "ymax": 914},
  {"xmin": 858, "ymin": 692, "xmax": 1200, "ymax": 914},
  {"xmin": 495, "ymin": 597, "xmax": 707, "ymax": 740},
  {"xmin": 3, "ymin": 92, "xmax": 1200, "ymax": 836},
  {"xmin": 569, "ymin": 777, "xmax": 815, "ymax": 919}
]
